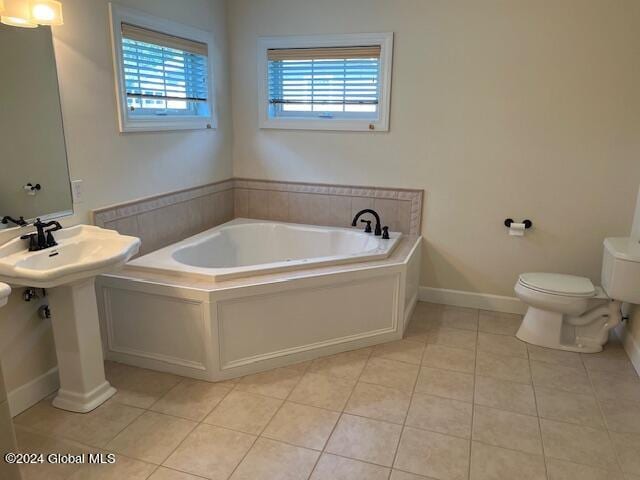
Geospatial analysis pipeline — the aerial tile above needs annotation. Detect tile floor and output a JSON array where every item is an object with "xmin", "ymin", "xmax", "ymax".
[{"xmin": 11, "ymin": 302, "xmax": 640, "ymax": 480}]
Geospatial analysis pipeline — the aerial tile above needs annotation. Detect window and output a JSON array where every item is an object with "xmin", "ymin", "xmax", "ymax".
[
  {"xmin": 109, "ymin": 4, "xmax": 215, "ymax": 132},
  {"xmin": 258, "ymin": 33, "xmax": 393, "ymax": 131}
]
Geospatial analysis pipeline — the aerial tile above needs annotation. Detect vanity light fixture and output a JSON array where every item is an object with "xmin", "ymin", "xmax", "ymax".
[
  {"xmin": 0, "ymin": 0, "xmax": 63, "ymax": 28},
  {"xmin": 1, "ymin": 0, "xmax": 38, "ymax": 28},
  {"xmin": 30, "ymin": 0, "xmax": 63, "ymax": 25}
]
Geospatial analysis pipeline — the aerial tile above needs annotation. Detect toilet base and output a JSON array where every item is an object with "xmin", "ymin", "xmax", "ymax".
[{"xmin": 516, "ymin": 306, "xmax": 606, "ymax": 353}]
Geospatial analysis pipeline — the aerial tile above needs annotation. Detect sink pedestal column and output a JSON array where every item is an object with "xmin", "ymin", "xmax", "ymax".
[{"xmin": 49, "ymin": 278, "xmax": 116, "ymax": 413}]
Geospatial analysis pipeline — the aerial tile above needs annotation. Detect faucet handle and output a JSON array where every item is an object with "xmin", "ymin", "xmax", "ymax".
[
  {"xmin": 382, "ymin": 226, "xmax": 390, "ymax": 239},
  {"xmin": 360, "ymin": 219, "xmax": 372, "ymax": 233},
  {"xmin": 20, "ymin": 233, "xmax": 38, "ymax": 251}
]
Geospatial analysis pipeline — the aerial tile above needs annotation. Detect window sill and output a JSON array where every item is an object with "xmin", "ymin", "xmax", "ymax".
[
  {"xmin": 119, "ymin": 117, "xmax": 216, "ymax": 133},
  {"xmin": 259, "ymin": 117, "xmax": 388, "ymax": 132}
]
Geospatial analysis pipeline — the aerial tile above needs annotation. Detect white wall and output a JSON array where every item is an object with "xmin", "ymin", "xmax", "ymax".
[
  {"xmin": 0, "ymin": 0, "xmax": 232, "ymax": 402},
  {"xmin": 228, "ymin": 0, "xmax": 640, "ymax": 297}
]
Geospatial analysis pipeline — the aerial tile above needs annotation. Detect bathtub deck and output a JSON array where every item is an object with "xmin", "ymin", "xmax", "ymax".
[{"xmin": 104, "ymin": 234, "xmax": 421, "ymax": 292}]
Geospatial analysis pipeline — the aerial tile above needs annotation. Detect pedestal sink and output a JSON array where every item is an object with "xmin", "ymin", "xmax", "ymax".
[
  {"xmin": 0, "ymin": 283, "xmax": 9, "ymax": 308},
  {"xmin": 0, "ymin": 225, "xmax": 140, "ymax": 413}
]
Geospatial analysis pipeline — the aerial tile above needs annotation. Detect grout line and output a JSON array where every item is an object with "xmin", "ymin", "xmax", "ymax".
[
  {"xmin": 387, "ymin": 319, "xmax": 432, "ymax": 480},
  {"xmin": 468, "ymin": 309, "xmax": 479, "ymax": 480},
  {"xmin": 529, "ymin": 351, "xmax": 551, "ymax": 480},
  {"xmin": 311, "ymin": 346, "xmax": 374, "ymax": 480},
  {"xmin": 583, "ymin": 349, "xmax": 628, "ymax": 475}
]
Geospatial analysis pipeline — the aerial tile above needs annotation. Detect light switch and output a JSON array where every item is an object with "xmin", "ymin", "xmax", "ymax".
[{"xmin": 71, "ymin": 180, "xmax": 83, "ymax": 203}]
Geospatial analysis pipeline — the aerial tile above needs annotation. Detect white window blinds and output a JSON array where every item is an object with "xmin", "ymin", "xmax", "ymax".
[
  {"xmin": 121, "ymin": 22, "xmax": 209, "ymax": 116},
  {"xmin": 267, "ymin": 45, "xmax": 381, "ymax": 117}
]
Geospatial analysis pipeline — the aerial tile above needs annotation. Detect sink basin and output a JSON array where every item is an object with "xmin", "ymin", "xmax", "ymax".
[
  {"xmin": 0, "ymin": 224, "xmax": 140, "ymax": 413},
  {"xmin": 0, "ymin": 282, "xmax": 9, "ymax": 307},
  {"xmin": 0, "ymin": 225, "xmax": 140, "ymax": 288}
]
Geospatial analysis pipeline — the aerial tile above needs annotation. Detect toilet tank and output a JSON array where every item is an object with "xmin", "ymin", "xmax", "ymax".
[{"xmin": 602, "ymin": 237, "xmax": 640, "ymax": 303}]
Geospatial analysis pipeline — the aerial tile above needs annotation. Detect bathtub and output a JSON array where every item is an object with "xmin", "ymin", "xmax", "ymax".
[
  {"xmin": 97, "ymin": 219, "xmax": 421, "ymax": 382},
  {"xmin": 128, "ymin": 218, "xmax": 401, "ymax": 281}
]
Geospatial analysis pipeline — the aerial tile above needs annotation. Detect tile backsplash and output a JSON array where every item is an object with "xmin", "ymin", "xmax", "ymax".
[
  {"xmin": 93, "ymin": 180, "xmax": 234, "ymax": 255},
  {"xmin": 233, "ymin": 179, "xmax": 422, "ymax": 235},
  {"xmin": 93, "ymin": 178, "xmax": 423, "ymax": 255}
]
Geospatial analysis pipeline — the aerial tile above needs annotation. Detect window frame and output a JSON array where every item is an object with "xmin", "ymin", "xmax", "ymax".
[
  {"xmin": 108, "ymin": 3, "xmax": 216, "ymax": 133},
  {"xmin": 257, "ymin": 32, "xmax": 394, "ymax": 132}
]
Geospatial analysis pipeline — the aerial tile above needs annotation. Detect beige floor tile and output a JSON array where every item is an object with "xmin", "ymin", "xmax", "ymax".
[
  {"xmin": 530, "ymin": 360, "xmax": 592, "ymax": 395},
  {"xmin": 474, "ymin": 376, "xmax": 537, "ymax": 416},
  {"xmin": 203, "ymin": 390, "xmax": 282, "ymax": 435},
  {"xmin": 477, "ymin": 332, "xmax": 527, "ymax": 358},
  {"xmin": 600, "ymin": 398, "xmax": 640, "ymax": 434},
  {"xmin": 535, "ymin": 387, "xmax": 605, "ymax": 429},
  {"xmin": 149, "ymin": 467, "xmax": 206, "ymax": 480},
  {"xmin": 390, "ymin": 471, "xmax": 430, "ymax": 480},
  {"xmin": 230, "ymin": 437, "xmax": 319, "ymax": 480},
  {"xmin": 326, "ymin": 414, "xmax": 402, "ymax": 466},
  {"xmin": 105, "ymin": 361, "xmax": 182, "ymax": 409},
  {"xmin": 14, "ymin": 399, "xmax": 144, "ymax": 448},
  {"xmin": 440, "ymin": 306, "xmax": 479, "ymax": 331},
  {"xmin": 546, "ymin": 458, "xmax": 623, "ymax": 480},
  {"xmin": 164, "ymin": 424, "xmax": 255, "ymax": 479},
  {"xmin": 582, "ymin": 350, "xmax": 636, "ymax": 375},
  {"xmin": 308, "ymin": 350, "xmax": 370, "ymax": 381},
  {"xmin": 394, "ymin": 426, "xmax": 470, "ymax": 480},
  {"xmin": 527, "ymin": 345, "xmax": 583, "ymax": 369},
  {"xmin": 310, "ymin": 453, "xmax": 390, "ymax": 480},
  {"xmin": 16, "ymin": 427, "xmax": 88, "ymax": 480},
  {"xmin": 421, "ymin": 344, "xmax": 475, "ymax": 374},
  {"xmin": 611, "ymin": 431, "xmax": 640, "ymax": 475},
  {"xmin": 150, "ymin": 379, "xmax": 231, "ymax": 421},
  {"xmin": 411, "ymin": 302, "xmax": 445, "ymax": 324},
  {"xmin": 478, "ymin": 311, "xmax": 522, "ymax": 336},
  {"xmin": 372, "ymin": 340, "xmax": 425, "ymax": 365},
  {"xmin": 589, "ymin": 370, "xmax": 640, "ymax": 403},
  {"xmin": 415, "ymin": 367, "xmax": 474, "ymax": 402},
  {"xmin": 470, "ymin": 441, "xmax": 546, "ymax": 480},
  {"xmin": 345, "ymin": 382, "xmax": 411, "ymax": 424},
  {"xmin": 476, "ymin": 351, "xmax": 531, "ymax": 384},
  {"xmin": 406, "ymin": 392, "xmax": 472, "ymax": 439},
  {"xmin": 359, "ymin": 357, "xmax": 419, "ymax": 394},
  {"xmin": 67, "ymin": 454, "xmax": 156, "ymax": 480},
  {"xmin": 472, "ymin": 405, "xmax": 542, "ymax": 454},
  {"xmin": 540, "ymin": 418, "xmax": 618, "ymax": 471},
  {"xmin": 236, "ymin": 367, "xmax": 303, "ymax": 399},
  {"xmin": 404, "ymin": 326, "xmax": 430, "ymax": 343},
  {"xmin": 288, "ymin": 372, "xmax": 355, "ymax": 411},
  {"xmin": 262, "ymin": 402, "xmax": 339, "ymax": 450},
  {"xmin": 106, "ymin": 411, "xmax": 196, "ymax": 464},
  {"xmin": 427, "ymin": 327, "xmax": 477, "ymax": 351}
]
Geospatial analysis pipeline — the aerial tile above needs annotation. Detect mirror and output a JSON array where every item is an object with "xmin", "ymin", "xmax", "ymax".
[{"xmin": 0, "ymin": 24, "xmax": 72, "ymax": 229}]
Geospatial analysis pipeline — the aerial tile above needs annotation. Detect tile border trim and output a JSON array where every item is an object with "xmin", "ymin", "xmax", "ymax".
[{"xmin": 93, "ymin": 178, "xmax": 423, "ymax": 235}]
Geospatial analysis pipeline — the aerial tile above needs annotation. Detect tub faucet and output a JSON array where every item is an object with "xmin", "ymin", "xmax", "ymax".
[{"xmin": 352, "ymin": 209, "xmax": 382, "ymax": 236}]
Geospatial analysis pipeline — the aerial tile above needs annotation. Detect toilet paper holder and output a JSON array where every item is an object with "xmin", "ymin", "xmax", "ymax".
[{"xmin": 504, "ymin": 218, "xmax": 533, "ymax": 229}]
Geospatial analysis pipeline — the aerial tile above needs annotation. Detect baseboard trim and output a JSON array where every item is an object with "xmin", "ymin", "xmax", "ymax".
[
  {"xmin": 615, "ymin": 322, "xmax": 640, "ymax": 377},
  {"xmin": 418, "ymin": 286, "xmax": 526, "ymax": 315},
  {"xmin": 7, "ymin": 367, "xmax": 59, "ymax": 417}
]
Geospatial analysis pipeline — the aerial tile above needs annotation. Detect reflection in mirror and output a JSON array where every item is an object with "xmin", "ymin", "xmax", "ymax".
[{"xmin": 0, "ymin": 24, "xmax": 72, "ymax": 229}]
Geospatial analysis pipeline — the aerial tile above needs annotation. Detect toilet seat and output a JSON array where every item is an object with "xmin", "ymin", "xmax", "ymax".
[{"xmin": 518, "ymin": 273, "xmax": 596, "ymax": 298}]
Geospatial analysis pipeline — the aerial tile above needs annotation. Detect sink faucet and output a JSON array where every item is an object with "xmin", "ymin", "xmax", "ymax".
[
  {"xmin": 1, "ymin": 216, "xmax": 28, "ymax": 227},
  {"xmin": 20, "ymin": 218, "xmax": 63, "ymax": 252},
  {"xmin": 352, "ymin": 209, "xmax": 382, "ymax": 236}
]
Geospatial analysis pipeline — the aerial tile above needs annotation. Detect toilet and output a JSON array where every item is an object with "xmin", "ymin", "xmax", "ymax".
[{"xmin": 515, "ymin": 236, "xmax": 640, "ymax": 353}]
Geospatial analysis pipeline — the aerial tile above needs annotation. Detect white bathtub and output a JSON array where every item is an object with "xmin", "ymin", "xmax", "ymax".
[
  {"xmin": 128, "ymin": 218, "xmax": 401, "ymax": 281},
  {"xmin": 97, "ymin": 219, "xmax": 421, "ymax": 383}
]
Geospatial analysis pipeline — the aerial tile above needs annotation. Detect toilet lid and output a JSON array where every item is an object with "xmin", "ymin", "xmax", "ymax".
[{"xmin": 518, "ymin": 273, "xmax": 596, "ymax": 297}]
